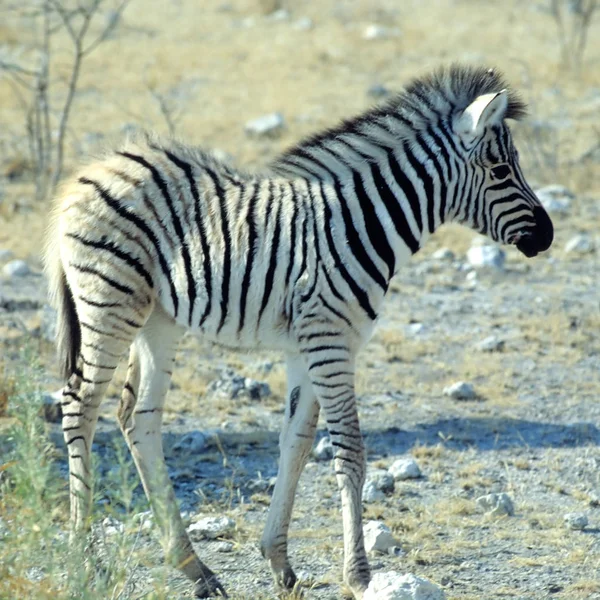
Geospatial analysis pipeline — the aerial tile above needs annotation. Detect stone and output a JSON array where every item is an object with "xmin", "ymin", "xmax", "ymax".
[
  {"xmin": 362, "ymin": 24, "xmax": 399, "ymax": 40},
  {"xmin": 474, "ymin": 335, "xmax": 505, "ymax": 352},
  {"xmin": 476, "ymin": 492, "xmax": 514, "ymax": 517},
  {"xmin": 466, "ymin": 245, "xmax": 505, "ymax": 269},
  {"xmin": 188, "ymin": 516, "xmax": 235, "ymax": 541},
  {"xmin": 132, "ymin": 511, "xmax": 154, "ymax": 533},
  {"xmin": 214, "ymin": 541, "xmax": 234, "ymax": 553},
  {"xmin": 565, "ymin": 234, "xmax": 594, "ymax": 254},
  {"xmin": 2, "ymin": 260, "xmax": 30, "ymax": 277},
  {"xmin": 313, "ymin": 436, "xmax": 333, "ymax": 460},
  {"xmin": 363, "ymin": 481, "xmax": 386, "ymax": 503},
  {"xmin": 173, "ymin": 430, "xmax": 207, "ymax": 453},
  {"xmin": 563, "ymin": 512, "xmax": 588, "ymax": 530},
  {"xmin": 367, "ymin": 83, "xmax": 390, "ymax": 98},
  {"xmin": 535, "ymin": 185, "xmax": 573, "ymax": 214},
  {"xmin": 443, "ymin": 381, "xmax": 476, "ymax": 400},
  {"xmin": 41, "ymin": 390, "xmax": 63, "ymax": 423},
  {"xmin": 366, "ymin": 469, "xmax": 395, "ymax": 493},
  {"xmin": 432, "ymin": 247, "xmax": 455, "ymax": 261},
  {"xmin": 0, "ymin": 249, "xmax": 14, "ymax": 262},
  {"xmin": 364, "ymin": 572, "xmax": 446, "ymax": 600},
  {"xmin": 101, "ymin": 516, "xmax": 124, "ymax": 536},
  {"xmin": 389, "ymin": 458, "xmax": 422, "ymax": 481},
  {"xmin": 207, "ymin": 370, "xmax": 271, "ymax": 401},
  {"xmin": 293, "ymin": 16, "xmax": 313, "ymax": 30},
  {"xmin": 363, "ymin": 521, "xmax": 398, "ymax": 554},
  {"xmin": 405, "ymin": 323, "xmax": 425, "ymax": 336},
  {"xmin": 244, "ymin": 112, "xmax": 285, "ymax": 138}
]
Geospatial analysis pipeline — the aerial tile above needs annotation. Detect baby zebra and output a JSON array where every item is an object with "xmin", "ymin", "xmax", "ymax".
[{"xmin": 45, "ymin": 65, "xmax": 553, "ymax": 599}]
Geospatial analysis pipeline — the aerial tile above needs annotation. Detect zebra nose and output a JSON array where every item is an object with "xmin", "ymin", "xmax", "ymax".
[{"xmin": 533, "ymin": 205, "xmax": 553, "ymax": 252}]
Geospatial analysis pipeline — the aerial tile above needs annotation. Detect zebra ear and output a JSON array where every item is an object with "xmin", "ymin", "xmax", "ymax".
[{"xmin": 455, "ymin": 90, "xmax": 508, "ymax": 141}]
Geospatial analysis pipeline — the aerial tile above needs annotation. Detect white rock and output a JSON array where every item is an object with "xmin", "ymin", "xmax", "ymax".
[
  {"xmin": 188, "ymin": 516, "xmax": 235, "ymax": 541},
  {"xmin": 364, "ymin": 572, "xmax": 446, "ymax": 600},
  {"xmin": 565, "ymin": 234, "xmax": 594, "ymax": 254},
  {"xmin": 432, "ymin": 247, "xmax": 455, "ymax": 261},
  {"xmin": 474, "ymin": 335, "xmax": 505, "ymax": 352},
  {"xmin": 173, "ymin": 430, "xmax": 207, "ymax": 453},
  {"xmin": 214, "ymin": 541, "xmax": 234, "ymax": 552},
  {"xmin": 366, "ymin": 469, "xmax": 395, "ymax": 493},
  {"xmin": 363, "ymin": 481, "xmax": 386, "ymax": 503},
  {"xmin": 564, "ymin": 512, "xmax": 588, "ymax": 530},
  {"xmin": 405, "ymin": 322, "xmax": 425, "ymax": 336},
  {"xmin": 101, "ymin": 517, "xmax": 124, "ymax": 536},
  {"xmin": 363, "ymin": 521, "xmax": 398, "ymax": 554},
  {"xmin": 244, "ymin": 112, "xmax": 285, "ymax": 138},
  {"xmin": 2, "ymin": 259, "xmax": 30, "ymax": 277},
  {"xmin": 536, "ymin": 185, "xmax": 573, "ymax": 214},
  {"xmin": 389, "ymin": 458, "xmax": 422, "ymax": 481},
  {"xmin": 313, "ymin": 436, "xmax": 333, "ymax": 460},
  {"xmin": 443, "ymin": 381, "xmax": 476, "ymax": 400},
  {"xmin": 476, "ymin": 492, "xmax": 514, "ymax": 516},
  {"xmin": 293, "ymin": 16, "xmax": 313, "ymax": 30},
  {"xmin": 41, "ymin": 391, "xmax": 63, "ymax": 423},
  {"xmin": 466, "ymin": 245, "xmax": 505, "ymax": 269},
  {"xmin": 363, "ymin": 24, "xmax": 399, "ymax": 40},
  {"xmin": 207, "ymin": 370, "xmax": 271, "ymax": 401},
  {"xmin": 132, "ymin": 511, "xmax": 154, "ymax": 533}
]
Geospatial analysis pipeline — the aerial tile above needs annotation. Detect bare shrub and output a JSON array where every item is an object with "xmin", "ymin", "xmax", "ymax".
[{"xmin": 0, "ymin": 0, "xmax": 131, "ymax": 201}]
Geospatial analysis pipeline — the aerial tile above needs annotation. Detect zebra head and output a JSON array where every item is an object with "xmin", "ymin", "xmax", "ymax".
[{"xmin": 453, "ymin": 89, "xmax": 553, "ymax": 257}]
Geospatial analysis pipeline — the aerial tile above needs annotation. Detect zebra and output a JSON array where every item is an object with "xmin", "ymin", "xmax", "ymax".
[{"xmin": 44, "ymin": 65, "xmax": 553, "ymax": 599}]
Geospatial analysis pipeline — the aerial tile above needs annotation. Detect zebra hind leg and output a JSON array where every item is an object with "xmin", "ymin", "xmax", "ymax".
[
  {"xmin": 116, "ymin": 307, "xmax": 226, "ymax": 598},
  {"xmin": 260, "ymin": 353, "xmax": 320, "ymax": 591}
]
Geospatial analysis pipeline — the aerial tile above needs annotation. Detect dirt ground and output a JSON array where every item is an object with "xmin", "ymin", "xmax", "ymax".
[{"xmin": 0, "ymin": 1, "xmax": 599, "ymax": 599}]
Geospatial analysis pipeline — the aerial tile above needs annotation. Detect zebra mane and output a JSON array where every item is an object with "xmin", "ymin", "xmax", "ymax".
[{"xmin": 273, "ymin": 65, "xmax": 527, "ymax": 169}]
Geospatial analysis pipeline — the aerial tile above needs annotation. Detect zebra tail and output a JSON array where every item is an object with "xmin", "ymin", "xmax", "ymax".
[{"xmin": 44, "ymin": 191, "xmax": 81, "ymax": 381}]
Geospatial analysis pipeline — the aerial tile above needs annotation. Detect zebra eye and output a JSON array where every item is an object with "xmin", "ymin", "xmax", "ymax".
[{"xmin": 491, "ymin": 164, "xmax": 511, "ymax": 179}]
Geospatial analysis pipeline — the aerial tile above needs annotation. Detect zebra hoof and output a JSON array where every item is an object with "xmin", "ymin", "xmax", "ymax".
[
  {"xmin": 193, "ymin": 575, "xmax": 228, "ymax": 598},
  {"xmin": 274, "ymin": 565, "xmax": 298, "ymax": 590}
]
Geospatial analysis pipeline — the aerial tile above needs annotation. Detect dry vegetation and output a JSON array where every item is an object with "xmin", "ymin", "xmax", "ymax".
[{"xmin": 0, "ymin": 1, "xmax": 599, "ymax": 599}]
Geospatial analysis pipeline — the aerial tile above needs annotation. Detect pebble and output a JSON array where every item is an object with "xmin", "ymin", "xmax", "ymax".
[
  {"xmin": 366, "ymin": 469, "xmax": 395, "ymax": 493},
  {"xmin": 173, "ymin": 430, "xmax": 207, "ymax": 453},
  {"xmin": 363, "ymin": 481, "xmax": 386, "ymax": 503},
  {"xmin": 313, "ymin": 436, "xmax": 333, "ymax": 461},
  {"xmin": 362, "ymin": 24, "xmax": 399, "ymax": 40},
  {"xmin": 367, "ymin": 83, "xmax": 390, "ymax": 98},
  {"xmin": 405, "ymin": 322, "xmax": 425, "ymax": 336},
  {"xmin": 207, "ymin": 370, "xmax": 271, "ymax": 401},
  {"xmin": 466, "ymin": 245, "xmax": 505, "ymax": 269},
  {"xmin": 41, "ymin": 391, "xmax": 63, "ymax": 423},
  {"xmin": 363, "ymin": 521, "xmax": 398, "ymax": 554},
  {"xmin": 535, "ymin": 184, "xmax": 573, "ymax": 215},
  {"xmin": 364, "ymin": 572, "xmax": 446, "ymax": 600},
  {"xmin": 0, "ymin": 249, "xmax": 14, "ymax": 262},
  {"xmin": 214, "ymin": 541, "xmax": 234, "ymax": 553},
  {"xmin": 388, "ymin": 457, "xmax": 422, "ymax": 481},
  {"xmin": 244, "ymin": 112, "xmax": 285, "ymax": 138},
  {"xmin": 432, "ymin": 247, "xmax": 455, "ymax": 262},
  {"xmin": 101, "ymin": 516, "xmax": 125, "ymax": 536},
  {"xmin": 293, "ymin": 16, "xmax": 313, "ymax": 30},
  {"xmin": 132, "ymin": 511, "xmax": 154, "ymax": 533},
  {"xmin": 563, "ymin": 512, "xmax": 588, "ymax": 530},
  {"xmin": 474, "ymin": 335, "xmax": 505, "ymax": 352},
  {"xmin": 476, "ymin": 492, "xmax": 515, "ymax": 517},
  {"xmin": 564, "ymin": 234, "xmax": 594, "ymax": 254},
  {"xmin": 188, "ymin": 516, "xmax": 235, "ymax": 541},
  {"xmin": 443, "ymin": 381, "xmax": 476, "ymax": 400},
  {"xmin": 2, "ymin": 259, "xmax": 30, "ymax": 277}
]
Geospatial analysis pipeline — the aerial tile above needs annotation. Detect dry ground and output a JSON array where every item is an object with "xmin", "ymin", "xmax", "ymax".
[{"xmin": 0, "ymin": 1, "xmax": 599, "ymax": 599}]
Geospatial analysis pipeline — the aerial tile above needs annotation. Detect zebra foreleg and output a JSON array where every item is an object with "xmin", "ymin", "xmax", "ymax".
[
  {"xmin": 310, "ymin": 365, "xmax": 370, "ymax": 600},
  {"xmin": 118, "ymin": 309, "xmax": 226, "ymax": 598},
  {"xmin": 260, "ymin": 353, "xmax": 320, "ymax": 590}
]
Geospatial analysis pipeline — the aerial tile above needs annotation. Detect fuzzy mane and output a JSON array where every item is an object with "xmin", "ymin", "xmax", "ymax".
[{"xmin": 273, "ymin": 65, "xmax": 527, "ymax": 168}]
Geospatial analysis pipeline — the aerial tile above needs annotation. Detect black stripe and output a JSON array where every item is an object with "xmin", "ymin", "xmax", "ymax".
[
  {"xmin": 118, "ymin": 151, "xmax": 196, "ymax": 321},
  {"xmin": 258, "ymin": 187, "xmax": 283, "ymax": 325},
  {"xmin": 239, "ymin": 182, "xmax": 259, "ymax": 332},
  {"xmin": 284, "ymin": 184, "xmax": 299, "ymax": 292},
  {"xmin": 320, "ymin": 184, "xmax": 377, "ymax": 320},
  {"xmin": 203, "ymin": 167, "xmax": 232, "ymax": 334},
  {"xmin": 161, "ymin": 150, "xmax": 213, "ymax": 326},
  {"xmin": 388, "ymin": 149, "xmax": 423, "ymax": 235},
  {"xmin": 69, "ymin": 263, "xmax": 134, "ymax": 296},
  {"xmin": 371, "ymin": 159, "xmax": 419, "ymax": 254},
  {"xmin": 317, "ymin": 293, "xmax": 353, "ymax": 329},
  {"xmin": 425, "ymin": 125, "xmax": 452, "ymax": 222},
  {"xmin": 403, "ymin": 142, "xmax": 435, "ymax": 234},
  {"xmin": 66, "ymin": 233, "xmax": 153, "ymax": 289},
  {"xmin": 78, "ymin": 295, "xmax": 121, "ymax": 309},
  {"xmin": 78, "ymin": 177, "xmax": 179, "ymax": 314}
]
